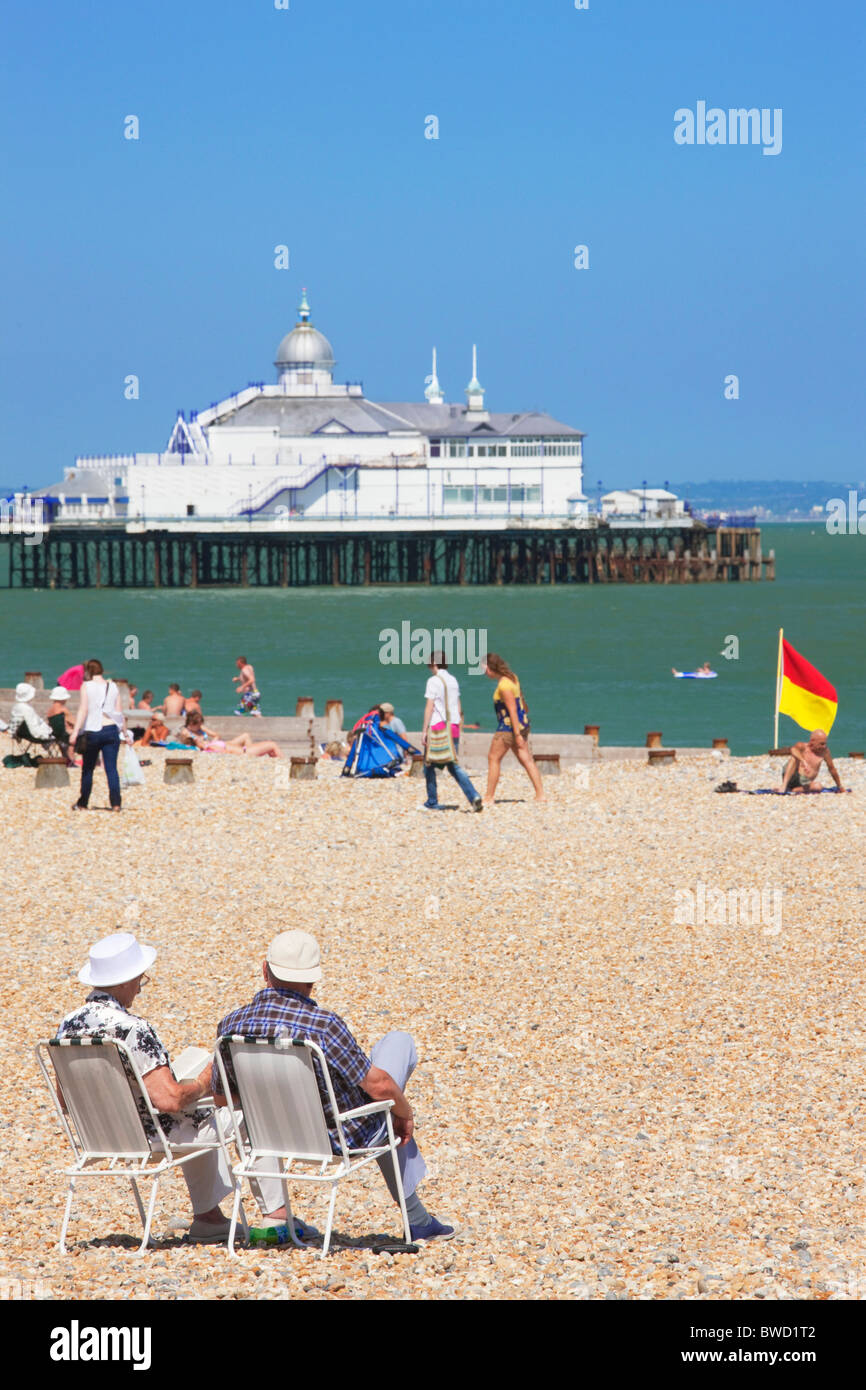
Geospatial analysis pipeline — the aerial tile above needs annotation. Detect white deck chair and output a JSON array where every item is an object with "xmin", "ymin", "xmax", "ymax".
[
  {"xmin": 36, "ymin": 1036, "xmax": 242, "ymax": 1254},
  {"xmin": 216, "ymin": 1033, "xmax": 411, "ymax": 1258}
]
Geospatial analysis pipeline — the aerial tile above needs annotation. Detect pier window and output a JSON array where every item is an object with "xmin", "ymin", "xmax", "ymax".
[
  {"xmin": 447, "ymin": 440, "xmax": 466, "ymax": 458},
  {"xmin": 430, "ymin": 438, "xmax": 441, "ymax": 457}
]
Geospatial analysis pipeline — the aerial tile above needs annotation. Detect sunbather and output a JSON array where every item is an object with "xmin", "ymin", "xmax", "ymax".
[
  {"xmin": 780, "ymin": 729, "xmax": 844, "ymax": 794},
  {"xmin": 181, "ymin": 711, "xmax": 281, "ymax": 758}
]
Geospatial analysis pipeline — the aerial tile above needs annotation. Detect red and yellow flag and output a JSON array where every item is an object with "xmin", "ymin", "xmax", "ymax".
[{"xmin": 777, "ymin": 635, "xmax": 838, "ymax": 734}]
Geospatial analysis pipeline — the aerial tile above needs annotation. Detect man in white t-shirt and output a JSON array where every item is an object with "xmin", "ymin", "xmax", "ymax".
[{"xmin": 421, "ymin": 652, "xmax": 482, "ymax": 811}]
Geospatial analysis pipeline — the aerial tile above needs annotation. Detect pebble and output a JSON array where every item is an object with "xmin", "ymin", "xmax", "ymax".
[{"xmin": 2, "ymin": 751, "xmax": 864, "ymax": 1300}]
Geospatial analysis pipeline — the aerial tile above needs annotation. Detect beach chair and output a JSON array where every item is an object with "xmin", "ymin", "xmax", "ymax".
[
  {"xmin": 46, "ymin": 711, "xmax": 73, "ymax": 761},
  {"xmin": 36, "ymin": 1036, "xmax": 241, "ymax": 1254},
  {"xmin": 216, "ymin": 1034, "xmax": 411, "ymax": 1258},
  {"xmin": 10, "ymin": 715, "xmax": 62, "ymax": 761}
]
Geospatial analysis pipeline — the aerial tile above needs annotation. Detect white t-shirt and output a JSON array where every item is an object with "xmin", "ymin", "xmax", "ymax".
[
  {"xmin": 424, "ymin": 670, "xmax": 461, "ymax": 727},
  {"xmin": 83, "ymin": 679, "xmax": 122, "ymax": 732}
]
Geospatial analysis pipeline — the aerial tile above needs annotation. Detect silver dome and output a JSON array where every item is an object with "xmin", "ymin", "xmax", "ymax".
[{"xmin": 275, "ymin": 324, "xmax": 335, "ymax": 369}]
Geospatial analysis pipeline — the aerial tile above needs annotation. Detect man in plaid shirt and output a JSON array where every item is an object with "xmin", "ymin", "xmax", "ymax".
[{"xmin": 212, "ymin": 929, "xmax": 454, "ymax": 1242}]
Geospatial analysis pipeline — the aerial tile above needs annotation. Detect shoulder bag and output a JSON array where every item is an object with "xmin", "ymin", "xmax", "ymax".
[{"xmin": 425, "ymin": 676, "xmax": 458, "ymax": 765}]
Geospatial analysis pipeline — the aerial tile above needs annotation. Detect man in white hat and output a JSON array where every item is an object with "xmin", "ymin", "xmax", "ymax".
[
  {"xmin": 212, "ymin": 929, "xmax": 454, "ymax": 1242},
  {"xmin": 56, "ymin": 933, "xmax": 235, "ymax": 1243},
  {"xmin": 10, "ymin": 682, "xmax": 52, "ymax": 744}
]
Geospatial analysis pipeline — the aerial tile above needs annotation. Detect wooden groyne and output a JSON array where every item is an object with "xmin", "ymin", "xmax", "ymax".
[{"xmin": 1, "ymin": 523, "xmax": 772, "ymax": 588}]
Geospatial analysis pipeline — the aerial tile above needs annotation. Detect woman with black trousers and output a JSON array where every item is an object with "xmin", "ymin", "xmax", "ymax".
[{"xmin": 68, "ymin": 658, "xmax": 126, "ymax": 812}]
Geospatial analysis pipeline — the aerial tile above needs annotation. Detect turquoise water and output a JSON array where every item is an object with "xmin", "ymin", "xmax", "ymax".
[{"xmin": 0, "ymin": 526, "xmax": 863, "ymax": 754}]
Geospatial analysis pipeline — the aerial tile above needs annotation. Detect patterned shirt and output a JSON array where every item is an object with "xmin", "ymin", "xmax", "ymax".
[
  {"xmin": 57, "ymin": 990, "xmax": 209, "ymax": 1141},
  {"xmin": 213, "ymin": 987, "xmax": 378, "ymax": 1152}
]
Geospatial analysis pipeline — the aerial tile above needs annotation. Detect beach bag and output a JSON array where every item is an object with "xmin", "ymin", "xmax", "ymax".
[
  {"xmin": 425, "ymin": 676, "xmax": 457, "ymax": 766},
  {"xmin": 121, "ymin": 744, "xmax": 146, "ymax": 787}
]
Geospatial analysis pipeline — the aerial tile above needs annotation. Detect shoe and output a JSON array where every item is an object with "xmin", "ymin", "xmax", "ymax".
[
  {"xmin": 409, "ymin": 1216, "xmax": 455, "ymax": 1242},
  {"xmin": 422, "ymin": 802, "xmax": 443, "ymax": 810},
  {"xmin": 471, "ymin": 798, "xmax": 483, "ymax": 812},
  {"xmin": 187, "ymin": 1215, "xmax": 233, "ymax": 1244}
]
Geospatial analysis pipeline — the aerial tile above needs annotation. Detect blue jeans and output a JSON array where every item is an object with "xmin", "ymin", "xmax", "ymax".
[
  {"xmin": 78, "ymin": 726, "xmax": 122, "ymax": 808},
  {"xmin": 424, "ymin": 740, "xmax": 478, "ymax": 807}
]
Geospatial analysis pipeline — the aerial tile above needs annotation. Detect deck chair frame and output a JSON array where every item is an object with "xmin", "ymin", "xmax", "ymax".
[
  {"xmin": 10, "ymin": 716, "xmax": 63, "ymax": 760},
  {"xmin": 216, "ymin": 1033, "xmax": 411, "ymax": 1258},
  {"xmin": 36, "ymin": 1036, "xmax": 243, "ymax": 1254}
]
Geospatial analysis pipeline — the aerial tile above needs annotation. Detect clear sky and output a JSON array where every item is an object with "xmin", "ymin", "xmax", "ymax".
[{"xmin": 1, "ymin": 0, "xmax": 863, "ymax": 491}]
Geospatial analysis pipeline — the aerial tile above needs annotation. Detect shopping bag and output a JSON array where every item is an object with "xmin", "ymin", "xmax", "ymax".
[{"xmin": 121, "ymin": 744, "xmax": 146, "ymax": 787}]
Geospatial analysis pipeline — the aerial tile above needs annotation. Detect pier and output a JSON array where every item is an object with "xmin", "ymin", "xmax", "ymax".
[{"xmin": 1, "ymin": 522, "xmax": 772, "ymax": 589}]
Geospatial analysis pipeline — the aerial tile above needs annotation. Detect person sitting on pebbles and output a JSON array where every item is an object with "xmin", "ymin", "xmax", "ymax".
[
  {"xmin": 780, "ymin": 729, "xmax": 845, "ymax": 794},
  {"xmin": 56, "ymin": 933, "xmax": 236, "ymax": 1244},
  {"xmin": 212, "ymin": 930, "xmax": 455, "ymax": 1245}
]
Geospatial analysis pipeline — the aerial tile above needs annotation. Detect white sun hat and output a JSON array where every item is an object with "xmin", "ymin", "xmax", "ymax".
[
  {"xmin": 267, "ymin": 929, "xmax": 322, "ymax": 983},
  {"xmin": 77, "ymin": 932, "xmax": 157, "ymax": 987},
  {"xmin": 14, "ymin": 682, "xmax": 36, "ymax": 702},
  {"xmin": 50, "ymin": 686, "xmax": 70, "ymax": 701}
]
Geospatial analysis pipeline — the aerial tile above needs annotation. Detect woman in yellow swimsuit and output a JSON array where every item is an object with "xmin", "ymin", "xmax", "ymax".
[{"xmin": 481, "ymin": 652, "xmax": 544, "ymax": 805}]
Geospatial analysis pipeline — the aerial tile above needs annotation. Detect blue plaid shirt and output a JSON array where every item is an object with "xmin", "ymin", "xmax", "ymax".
[{"xmin": 213, "ymin": 987, "xmax": 380, "ymax": 1152}]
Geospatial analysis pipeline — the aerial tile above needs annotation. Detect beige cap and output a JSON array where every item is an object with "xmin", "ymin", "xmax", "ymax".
[
  {"xmin": 379, "ymin": 702, "xmax": 394, "ymax": 713},
  {"xmin": 267, "ymin": 929, "xmax": 322, "ymax": 983}
]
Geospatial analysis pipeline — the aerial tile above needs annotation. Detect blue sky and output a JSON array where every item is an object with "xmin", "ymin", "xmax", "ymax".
[{"xmin": 1, "ymin": 0, "xmax": 863, "ymax": 490}]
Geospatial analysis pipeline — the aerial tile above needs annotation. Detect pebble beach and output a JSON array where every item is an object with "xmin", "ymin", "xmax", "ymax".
[{"xmin": 1, "ymin": 748, "xmax": 864, "ymax": 1302}]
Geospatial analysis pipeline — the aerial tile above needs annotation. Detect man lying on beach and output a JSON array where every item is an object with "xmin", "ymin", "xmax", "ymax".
[
  {"xmin": 780, "ymin": 729, "xmax": 844, "ymax": 794},
  {"xmin": 212, "ymin": 930, "xmax": 454, "ymax": 1244}
]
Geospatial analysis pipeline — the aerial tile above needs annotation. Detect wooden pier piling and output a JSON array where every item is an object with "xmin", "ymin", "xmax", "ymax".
[{"xmin": 2, "ymin": 523, "xmax": 772, "ymax": 589}]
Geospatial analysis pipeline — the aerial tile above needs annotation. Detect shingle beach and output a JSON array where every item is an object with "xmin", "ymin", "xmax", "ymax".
[{"xmin": 2, "ymin": 750, "xmax": 864, "ymax": 1301}]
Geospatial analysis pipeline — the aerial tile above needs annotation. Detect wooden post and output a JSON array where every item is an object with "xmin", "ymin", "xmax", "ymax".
[
  {"xmin": 35, "ymin": 757, "xmax": 70, "ymax": 788},
  {"xmin": 711, "ymin": 737, "xmax": 728, "ymax": 750},
  {"xmin": 164, "ymin": 757, "xmax": 194, "ymax": 784},
  {"xmin": 295, "ymin": 697, "xmax": 315, "ymax": 718},
  {"xmin": 325, "ymin": 700, "xmax": 344, "ymax": 738},
  {"xmin": 584, "ymin": 724, "xmax": 600, "ymax": 746},
  {"xmin": 646, "ymin": 731, "xmax": 663, "ymax": 749},
  {"xmin": 534, "ymin": 753, "xmax": 561, "ymax": 776},
  {"xmin": 290, "ymin": 756, "xmax": 317, "ymax": 780},
  {"xmin": 24, "ymin": 671, "xmax": 43, "ymax": 689},
  {"xmin": 648, "ymin": 748, "xmax": 676, "ymax": 766}
]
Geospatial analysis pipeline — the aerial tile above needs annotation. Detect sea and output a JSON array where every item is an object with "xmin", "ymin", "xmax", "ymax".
[{"xmin": 0, "ymin": 525, "xmax": 863, "ymax": 755}]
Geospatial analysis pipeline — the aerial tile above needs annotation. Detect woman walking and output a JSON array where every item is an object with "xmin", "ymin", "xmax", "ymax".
[
  {"xmin": 481, "ymin": 652, "xmax": 544, "ymax": 805},
  {"xmin": 68, "ymin": 659, "xmax": 127, "ymax": 811}
]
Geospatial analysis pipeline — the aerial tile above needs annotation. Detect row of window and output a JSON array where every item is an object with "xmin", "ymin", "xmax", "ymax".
[
  {"xmin": 442, "ymin": 485, "xmax": 542, "ymax": 505},
  {"xmin": 435, "ymin": 441, "xmax": 581, "ymax": 458}
]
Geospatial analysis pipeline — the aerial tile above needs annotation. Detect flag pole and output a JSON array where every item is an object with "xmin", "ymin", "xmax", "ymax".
[{"xmin": 774, "ymin": 628, "xmax": 783, "ymax": 748}]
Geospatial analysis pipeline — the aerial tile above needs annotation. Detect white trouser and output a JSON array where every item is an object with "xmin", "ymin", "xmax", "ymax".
[
  {"xmin": 370, "ymin": 1031, "xmax": 428, "ymax": 1200},
  {"xmin": 155, "ymin": 1109, "xmax": 235, "ymax": 1215},
  {"xmin": 254, "ymin": 1030, "xmax": 428, "ymax": 1216}
]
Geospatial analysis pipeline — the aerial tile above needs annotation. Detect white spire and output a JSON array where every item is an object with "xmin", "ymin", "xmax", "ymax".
[
  {"xmin": 465, "ymin": 343, "xmax": 486, "ymax": 411},
  {"xmin": 424, "ymin": 346, "xmax": 444, "ymax": 404}
]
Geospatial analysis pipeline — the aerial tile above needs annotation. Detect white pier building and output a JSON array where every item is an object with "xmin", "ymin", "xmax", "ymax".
[{"xmin": 37, "ymin": 292, "xmax": 589, "ymax": 532}]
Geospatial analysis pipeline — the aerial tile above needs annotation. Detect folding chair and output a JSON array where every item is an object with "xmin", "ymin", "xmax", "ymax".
[
  {"xmin": 10, "ymin": 717, "xmax": 62, "ymax": 761},
  {"xmin": 36, "ymin": 1036, "xmax": 242, "ymax": 1254},
  {"xmin": 216, "ymin": 1034, "xmax": 411, "ymax": 1258}
]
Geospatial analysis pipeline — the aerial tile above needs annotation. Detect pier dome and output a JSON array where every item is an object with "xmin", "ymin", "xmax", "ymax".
[{"xmin": 275, "ymin": 289, "xmax": 335, "ymax": 389}]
